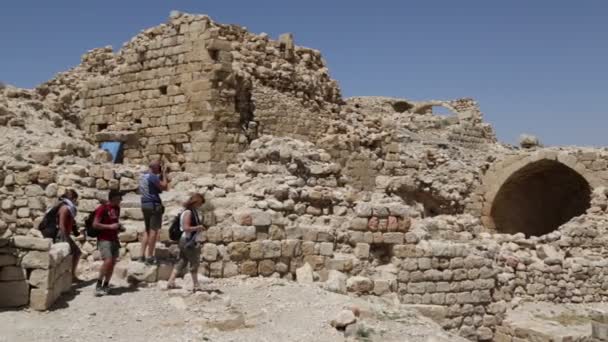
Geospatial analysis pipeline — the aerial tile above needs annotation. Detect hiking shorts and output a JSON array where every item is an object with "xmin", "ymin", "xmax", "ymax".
[
  {"xmin": 56, "ymin": 231, "xmax": 81, "ymax": 257},
  {"xmin": 142, "ymin": 203, "xmax": 164, "ymax": 231},
  {"xmin": 174, "ymin": 240, "xmax": 201, "ymax": 274},
  {"xmin": 98, "ymin": 240, "xmax": 120, "ymax": 260}
]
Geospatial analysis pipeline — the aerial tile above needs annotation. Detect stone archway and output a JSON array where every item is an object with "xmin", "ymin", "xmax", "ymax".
[{"xmin": 486, "ymin": 158, "xmax": 591, "ymax": 237}]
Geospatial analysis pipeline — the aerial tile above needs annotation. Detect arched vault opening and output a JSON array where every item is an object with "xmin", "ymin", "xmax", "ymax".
[{"xmin": 490, "ymin": 159, "xmax": 591, "ymax": 237}]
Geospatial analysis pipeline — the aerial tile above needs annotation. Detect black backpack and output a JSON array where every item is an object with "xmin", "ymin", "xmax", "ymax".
[
  {"xmin": 85, "ymin": 205, "xmax": 110, "ymax": 239},
  {"xmin": 169, "ymin": 209, "xmax": 201, "ymax": 242},
  {"xmin": 38, "ymin": 202, "xmax": 65, "ymax": 240}
]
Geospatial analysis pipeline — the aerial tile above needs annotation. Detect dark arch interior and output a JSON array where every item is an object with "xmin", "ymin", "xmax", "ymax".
[
  {"xmin": 391, "ymin": 101, "xmax": 413, "ymax": 113},
  {"xmin": 491, "ymin": 159, "xmax": 591, "ymax": 237}
]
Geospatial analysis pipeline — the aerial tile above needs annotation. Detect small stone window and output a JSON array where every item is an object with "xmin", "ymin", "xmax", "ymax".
[
  {"xmin": 369, "ymin": 243, "xmax": 392, "ymax": 265},
  {"xmin": 159, "ymin": 85, "xmax": 168, "ymax": 95},
  {"xmin": 97, "ymin": 123, "xmax": 108, "ymax": 132},
  {"xmin": 209, "ymin": 49, "xmax": 219, "ymax": 61},
  {"xmin": 134, "ymin": 119, "xmax": 142, "ymax": 124}
]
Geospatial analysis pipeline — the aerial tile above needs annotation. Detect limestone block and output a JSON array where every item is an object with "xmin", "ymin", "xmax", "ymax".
[
  {"xmin": 21, "ymin": 251, "xmax": 51, "ymax": 269},
  {"xmin": 49, "ymin": 243, "xmax": 70, "ymax": 266},
  {"xmin": 12, "ymin": 236, "xmax": 51, "ymax": 251},
  {"xmin": 232, "ymin": 226, "xmax": 256, "ymax": 242},
  {"xmin": 281, "ymin": 239, "xmax": 301, "ymax": 257},
  {"xmin": 0, "ymin": 254, "xmax": 18, "ymax": 267},
  {"xmin": 346, "ymin": 276, "xmax": 373, "ymax": 293},
  {"xmin": 29, "ymin": 269, "xmax": 53, "ymax": 288},
  {"xmin": 258, "ymin": 260, "xmax": 275, "ymax": 276},
  {"xmin": 373, "ymin": 279, "xmax": 392, "ymax": 295},
  {"xmin": 0, "ymin": 280, "xmax": 29, "ymax": 308},
  {"xmin": 0, "ymin": 266, "xmax": 25, "ymax": 281},
  {"xmin": 240, "ymin": 261, "xmax": 257, "ymax": 276},
  {"xmin": 296, "ymin": 262, "xmax": 313, "ymax": 284},
  {"xmin": 202, "ymin": 243, "xmax": 218, "ymax": 261},
  {"xmin": 354, "ymin": 243, "xmax": 370, "ymax": 259},
  {"xmin": 383, "ymin": 232, "xmax": 404, "ymax": 244},
  {"xmin": 263, "ymin": 240, "xmax": 281, "ymax": 258},
  {"xmin": 227, "ymin": 242, "xmax": 249, "ymax": 261},
  {"xmin": 126, "ymin": 262, "xmax": 157, "ymax": 283},
  {"xmin": 350, "ymin": 218, "xmax": 368, "ymax": 231},
  {"xmin": 324, "ymin": 270, "xmax": 347, "ymax": 294},
  {"xmin": 354, "ymin": 203, "xmax": 372, "ymax": 217},
  {"xmin": 126, "ymin": 243, "xmax": 143, "ymax": 260},
  {"xmin": 319, "ymin": 242, "xmax": 334, "ymax": 256}
]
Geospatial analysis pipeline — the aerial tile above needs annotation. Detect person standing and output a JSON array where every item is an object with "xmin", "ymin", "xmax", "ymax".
[
  {"xmin": 93, "ymin": 190, "xmax": 123, "ymax": 296},
  {"xmin": 139, "ymin": 161, "xmax": 169, "ymax": 265},
  {"xmin": 166, "ymin": 193, "xmax": 205, "ymax": 292},
  {"xmin": 55, "ymin": 189, "xmax": 82, "ymax": 283}
]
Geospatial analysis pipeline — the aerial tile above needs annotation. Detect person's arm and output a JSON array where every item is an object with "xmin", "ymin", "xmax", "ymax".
[
  {"xmin": 93, "ymin": 209, "xmax": 119, "ymax": 230},
  {"xmin": 159, "ymin": 168, "xmax": 169, "ymax": 191},
  {"xmin": 58, "ymin": 206, "xmax": 70, "ymax": 234},
  {"xmin": 181, "ymin": 211, "xmax": 203, "ymax": 232}
]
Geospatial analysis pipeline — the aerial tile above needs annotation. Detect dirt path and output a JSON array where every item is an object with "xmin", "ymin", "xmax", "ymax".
[{"xmin": 0, "ymin": 275, "xmax": 465, "ymax": 342}]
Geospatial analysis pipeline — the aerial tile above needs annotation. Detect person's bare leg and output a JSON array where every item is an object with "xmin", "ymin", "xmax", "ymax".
[
  {"xmin": 72, "ymin": 254, "xmax": 80, "ymax": 281},
  {"xmin": 167, "ymin": 268, "xmax": 178, "ymax": 287},
  {"xmin": 104, "ymin": 258, "xmax": 116, "ymax": 284},
  {"xmin": 191, "ymin": 271, "xmax": 199, "ymax": 291},
  {"xmin": 146, "ymin": 230, "xmax": 158, "ymax": 258},
  {"xmin": 140, "ymin": 230, "xmax": 149, "ymax": 260}
]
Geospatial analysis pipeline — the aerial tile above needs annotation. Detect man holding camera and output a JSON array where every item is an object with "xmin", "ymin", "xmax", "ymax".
[
  {"xmin": 93, "ymin": 190, "xmax": 124, "ymax": 296},
  {"xmin": 139, "ymin": 160, "xmax": 169, "ymax": 265}
]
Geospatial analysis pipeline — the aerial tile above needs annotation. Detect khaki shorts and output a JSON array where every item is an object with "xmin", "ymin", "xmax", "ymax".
[
  {"xmin": 142, "ymin": 203, "xmax": 164, "ymax": 231},
  {"xmin": 174, "ymin": 238, "xmax": 201, "ymax": 274},
  {"xmin": 98, "ymin": 240, "xmax": 120, "ymax": 260}
]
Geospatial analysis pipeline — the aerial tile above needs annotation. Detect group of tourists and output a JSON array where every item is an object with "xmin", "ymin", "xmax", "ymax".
[{"xmin": 40, "ymin": 160, "xmax": 206, "ymax": 296}]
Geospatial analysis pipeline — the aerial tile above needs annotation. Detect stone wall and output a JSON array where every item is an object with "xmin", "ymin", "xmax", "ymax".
[
  {"xmin": 80, "ymin": 12, "xmax": 342, "ymax": 173},
  {"xmin": 0, "ymin": 237, "xmax": 72, "ymax": 311}
]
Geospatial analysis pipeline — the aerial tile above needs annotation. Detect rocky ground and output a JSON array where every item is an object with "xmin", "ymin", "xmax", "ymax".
[{"xmin": 0, "ymin": 272, "xmax": 466, "ymax": 342}]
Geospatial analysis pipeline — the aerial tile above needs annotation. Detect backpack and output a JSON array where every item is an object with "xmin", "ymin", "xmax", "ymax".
[
  {"xmin": 84, "ymin": 205, "xmax": 109, "ymax": 239},
  {"xmin": 38, "ymin": 202, "xmax": 65, "ymax": 240},
  {"xmin": 168, "ymin": 209, "xmax": 201, "ymax": 242}
]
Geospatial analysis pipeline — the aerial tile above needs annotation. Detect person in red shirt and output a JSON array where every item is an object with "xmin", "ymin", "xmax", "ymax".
[{"xmin": 93, "ymin": 190, "xmax": 123, "ymax": 296}]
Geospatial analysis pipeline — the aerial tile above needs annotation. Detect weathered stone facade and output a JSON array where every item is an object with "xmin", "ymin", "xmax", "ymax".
[{"xmin": 81, "ymin": 13, "xmax": 341, "ymax": 173}]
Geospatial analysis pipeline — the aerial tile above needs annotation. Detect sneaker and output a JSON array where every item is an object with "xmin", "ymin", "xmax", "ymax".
[
  {"xmin": 94, "ymin": 286, "xmax": 105, "ymax": 297},
  {"xmin": 145, "ymin": 256, "xmax": 157, "ymax": 265},
  {"xmin": 102, "ymin": 286, "xmax": 112, "ymax": 296}
]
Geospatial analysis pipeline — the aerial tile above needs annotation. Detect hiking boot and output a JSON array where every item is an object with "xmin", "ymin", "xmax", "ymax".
[{"xmin": 94, "ymin": 286, "xmax": 105, "ymax": 297}]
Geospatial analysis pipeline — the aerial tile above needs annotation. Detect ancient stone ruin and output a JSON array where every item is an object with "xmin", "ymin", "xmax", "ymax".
[{"xmin": 2, "ymin": 11, "xmax": 608, "ymax": 341}]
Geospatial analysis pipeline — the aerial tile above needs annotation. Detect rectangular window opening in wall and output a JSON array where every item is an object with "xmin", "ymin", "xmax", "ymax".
[
  {"xmin": 159, "ymin": 85, "xmax": 167, "ymax": 95},
  {"xmin": 209, "ymin": 49, "xmax": 219, "ymax": 61},
  {"xmin": 97, "ymin": 123, "xmax": 108, "ymax": 132},
  {"xmin": 190, "ymin": 121, "xmax": 203, "ymax": 130},
  {"xmin": 370, "ymin": 243, "xmax": 393, "ymax": 265},
  {"xmin": 100, "ymin": 141, "xmax": 124, "ymax": 164}
]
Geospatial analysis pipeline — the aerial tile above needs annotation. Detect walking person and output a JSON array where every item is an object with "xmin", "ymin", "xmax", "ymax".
[
  {"xmin": 55, "ymin": 189, "xmax": 83, "ymax": 283},
  {"xmin": 93, "ymin": 190, "xmax": 123, "ymax": 296},
  {"xmin": 139, "ymin": 160, "xmax": 169, "ymax": 265},
  {"xmin": 166, "ymin": 193, "xmax": 206, "ymax": 292}
]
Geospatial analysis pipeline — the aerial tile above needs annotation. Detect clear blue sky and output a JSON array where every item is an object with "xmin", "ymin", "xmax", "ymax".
[{"xmin": 1, "ymin": 0, "xmax": 607, "ymax": 146}]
